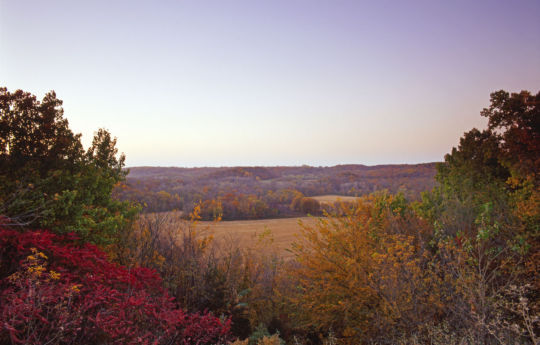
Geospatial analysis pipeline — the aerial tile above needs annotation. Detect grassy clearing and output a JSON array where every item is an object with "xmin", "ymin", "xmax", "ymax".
[
  {"xmin": 311, "ymin": 194, "xmax": 359, "ymax": 205},
  {"xmin": 198, "ymin": 217, "xmax": 318, "ymax": 259}
]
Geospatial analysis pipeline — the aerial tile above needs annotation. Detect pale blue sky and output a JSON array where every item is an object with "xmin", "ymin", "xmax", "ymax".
[{"xmin": 1, "ymin": 0, "xmax": 539, "ymax": 167}]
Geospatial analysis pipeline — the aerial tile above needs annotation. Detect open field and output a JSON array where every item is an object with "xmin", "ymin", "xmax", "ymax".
[
  {"xmin": 311, "ymin": 194, "xmax": 360, "ymax": 205},
  {"xmin": 198, "ymin": 217, "xmax": 319, "ymax": 259}
]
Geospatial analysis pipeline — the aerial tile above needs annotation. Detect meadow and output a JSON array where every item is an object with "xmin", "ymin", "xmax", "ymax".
[
  {"xmin": 311, "ymin": 194, "xmax": 359, "ymax": 205},
  {"xmin": 200, "ymin": 216, "xmax": 318, "ymax": 260},
  {"xmin": 194, "ymin": 194, "xmax": 363, "ymax": 259}
]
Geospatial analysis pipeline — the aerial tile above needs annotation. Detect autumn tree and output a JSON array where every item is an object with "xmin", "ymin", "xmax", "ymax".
[
  {"xmin": 482, "ymin": 90, "xmax": 539, "ymax": 183},
  {"xmin": 290, "ymin": 195, "xmax": 321, "ymax": 215},
  {"xmin": 288, "ymin": 193, "xmax": 440, "ymax": 344}
]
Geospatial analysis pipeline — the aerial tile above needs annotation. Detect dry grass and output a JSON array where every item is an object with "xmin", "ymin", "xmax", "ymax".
[
  {"xmin": 311, "ymin": 194, "xmax": 359, "ymax": 205},
  {"xmin": 197, "ymin": 217, "xmax": 318, "ymax": 260}
]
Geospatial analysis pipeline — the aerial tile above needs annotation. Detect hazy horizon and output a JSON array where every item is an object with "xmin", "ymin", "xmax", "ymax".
[
  {"xmin": 2, "ymin": 0, "xmax": 539, "ymax": 167},
  {"xmin": 125, "ymin": 161, "xmax": 439, "ymax": 169}
]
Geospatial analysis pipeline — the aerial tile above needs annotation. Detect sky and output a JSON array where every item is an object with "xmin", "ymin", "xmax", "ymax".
[{"xmin": 1, "ymin": 0, "xmax": 539, "ymax": 167}]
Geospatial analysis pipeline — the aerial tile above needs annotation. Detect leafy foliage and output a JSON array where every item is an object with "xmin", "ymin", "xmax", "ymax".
[
  {"xmin": 288, "ymin": 194, "xmax": 439, "ymax": 344},
  {"xmin": 421, "ymin": 90, "xmax": 540, "ymax": 343},
  {"xmin": 0, "ymin": 87, "xmax": 138, "ymax": 244},
  {"xmin": 283, "ymin": 90, "xmax": 539, "ymax": 344},
  {"xmin": 0, "ymin": 228, "xmax": 232, "ymax": 345}
]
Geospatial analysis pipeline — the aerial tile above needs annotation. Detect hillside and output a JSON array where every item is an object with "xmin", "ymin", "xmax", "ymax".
[{"xmin": 114, "ymin": 163, "xmax": 437, "ymax": 218}]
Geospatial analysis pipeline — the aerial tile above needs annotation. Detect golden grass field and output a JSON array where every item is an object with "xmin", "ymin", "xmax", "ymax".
[
  {"xmin": 311, "ymin": 194, "xmax": 359, "ymax": 205},
  {"xmin": 156, "ymin": 195, "xmax": 356, "ymax": 259},
  {"xmin": 198, "ymin": 217, "xmax": 319, "ymax": 260}
]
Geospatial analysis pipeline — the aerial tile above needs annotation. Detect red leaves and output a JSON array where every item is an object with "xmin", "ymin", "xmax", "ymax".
[{"xmin": 0, "ymin": 228, "xmax": 232, "ymax": 345}]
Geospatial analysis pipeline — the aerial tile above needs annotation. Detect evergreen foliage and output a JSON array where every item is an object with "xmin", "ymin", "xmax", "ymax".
[{"xmin": 0, "ymin": 87, "xmax": 138, "ymax": 244}]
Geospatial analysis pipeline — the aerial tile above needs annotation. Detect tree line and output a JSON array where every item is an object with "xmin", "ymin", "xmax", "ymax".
[{"xmin": 113, "ymin": 163, "xmax": 436, "ymax": 219}]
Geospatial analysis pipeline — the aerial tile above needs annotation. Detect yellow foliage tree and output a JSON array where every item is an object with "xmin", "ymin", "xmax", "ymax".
[{"xmin": 288, "ymin": 194, "xmax": 441, "ymax": 344}]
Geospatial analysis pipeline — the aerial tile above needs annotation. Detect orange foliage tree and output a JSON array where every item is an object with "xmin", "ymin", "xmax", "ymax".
[{"xmin": 287, "ymin": 193, "xmax": 441, "ymax": 344}]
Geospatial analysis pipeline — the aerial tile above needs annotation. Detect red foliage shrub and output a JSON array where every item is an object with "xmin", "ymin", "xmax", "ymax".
[{"xmin": 0, "ymin": 229, "xmax": 232, "ymax": 345}]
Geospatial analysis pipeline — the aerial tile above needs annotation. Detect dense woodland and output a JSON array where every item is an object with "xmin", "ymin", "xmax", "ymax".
[
  {"xmin": 114, "ymin": 163, "xmax": 436, "ymax": 219},
  {"xmin": 0, "ymin": 86, "xmax": 538, "ymax": 344}
]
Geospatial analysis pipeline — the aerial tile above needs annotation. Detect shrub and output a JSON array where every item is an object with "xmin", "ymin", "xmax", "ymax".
[{"xmin": 0, "ymin": 228, "xmax": 232, "ymax": 345}]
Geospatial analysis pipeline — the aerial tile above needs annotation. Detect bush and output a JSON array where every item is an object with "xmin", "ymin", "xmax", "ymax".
[{"xmin": 0, "ymin": 228, "xmax": 232, "ymax": 345}]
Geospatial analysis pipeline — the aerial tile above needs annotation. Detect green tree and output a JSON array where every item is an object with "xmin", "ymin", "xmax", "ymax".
[
  {"xmin": 424, "ymin": 90, "xmax": 539, "ymax": 236},
  {"xmin": 418, "ymin": 90, "xmax": 539, "ymax": 344},
  {"xmin": 0, "ymin": 87, "xmax": 137, "ymax": 245}
]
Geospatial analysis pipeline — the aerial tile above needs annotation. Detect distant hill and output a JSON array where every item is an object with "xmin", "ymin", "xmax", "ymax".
[{"xmin": 114, "ymin": 163, "xmax": 438, "ymax": 218}]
